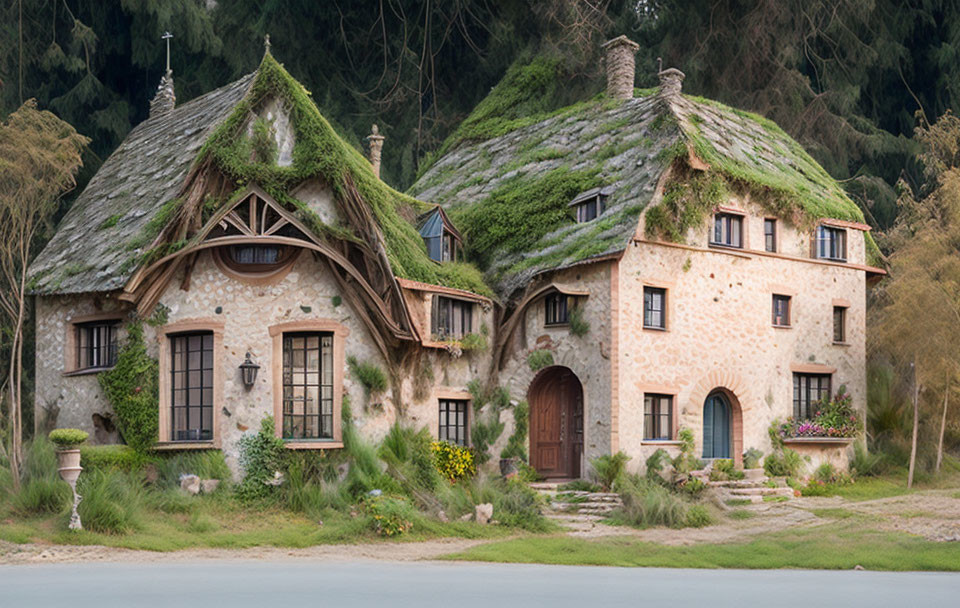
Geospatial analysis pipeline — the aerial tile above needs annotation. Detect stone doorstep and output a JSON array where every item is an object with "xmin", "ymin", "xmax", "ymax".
[
  {"xmin": 728, "ymin": 486, "xmax": 794, "ymax": 497},
  {"xmin": 550, "ymin": 513, "xmax": 606, "ymax": 522},
  {"xmin": 551, "ymin": 502, "xmax": 620, "ymax": 513},
  {"xmin": 706, "ymin": 478, "xmax": 772, "ymax": 488}
]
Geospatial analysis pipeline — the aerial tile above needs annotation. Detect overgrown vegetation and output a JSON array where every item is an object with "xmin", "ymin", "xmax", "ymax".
[
  {"xmin": 500, "ymin": 401, "xmax": 529, "ymax": 462},
  {"xmin": 567, "ymin": 306, "xmax": 590, "ymax": 337},
  {"xmin": 527, "ymin": 349, "xmax": 554, "ymax": 372},
  {"xmin": 347, "ymin": 356, "xmax": 388, "ymax": 399},
  {"xmin": 98, "ymin": 323, "xmax": 159, "ymax": 454}
]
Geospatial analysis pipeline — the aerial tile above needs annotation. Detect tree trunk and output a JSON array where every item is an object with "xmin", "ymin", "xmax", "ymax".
[
  {"xmin": 937, "ymin": 375, "xmax": 949, "ymax": 474},
  {"xmin": 6, "ymin": 270, "xmax": 26, "ymax": 491},
  {"xmin": 908, "ymin": 360, "xmax": 920, "ymax": 489}
]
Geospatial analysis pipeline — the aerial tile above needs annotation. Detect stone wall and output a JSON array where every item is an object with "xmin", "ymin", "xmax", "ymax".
[{"xmin": 617, "ymin": 195, "xmax": 868, "ymax": 475}]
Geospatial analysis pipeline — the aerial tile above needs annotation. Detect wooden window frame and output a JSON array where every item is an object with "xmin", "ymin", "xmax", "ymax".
[
  {"xmin": 438, "ymin": 399, "xmax": 469, "ymax": 446},
  {"xmin": 156, "ymin": 319, "xmax": 224, "ymax": 449},
  {"xmin": 763, "ymin": 218, "xmax": 777, "ymax": 253},
  {"xmin": 816, "ymin": 225, "xmax": 847, "ymax": 262},
  {"xmin": 711, "ymin": 213, "xmax": 743, "ymax": 249},
  {"xmin": 269, "ymin": 320, "xmax": 348, "ymax": 449},
  {"xmin": 544, "ymin": 292, "xmax": 570, "ymax": 326},
  {"xmin": 793, "ymin": 373, "xmax": 832, "ymax": 420},
  {"xmin": 280, "ymin": 332, "xmax": 336, "ymax": 441},
  {"xmin": 431, "ymin": 295, "xmax": 474, "ymax": 340},
  {"xmin": 63, "ymin": 313, "xmax": 124, "ymax": 376},
  {"xmin": 643, "ymin": 393, "xmax": 674, "ymax": 441},
  {"xmin": 833, "ymin": 306, "xmax": 847, "ymax": 344},
  {"xmin": 772, "ymin": 294, "xmax": 792, "ymax": 328},
  {"xmin": 643, "ymin": 286, "xmax": 667, "ymax": 330}
]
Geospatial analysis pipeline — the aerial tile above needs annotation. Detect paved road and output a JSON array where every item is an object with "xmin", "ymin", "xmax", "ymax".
[{"xmin": 2, "ymin": 560, "xmax": 958, "ymax": 607}]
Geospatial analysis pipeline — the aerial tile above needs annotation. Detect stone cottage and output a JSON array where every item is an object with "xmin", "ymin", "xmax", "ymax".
[{"xmin": 29, "ymin": 37, "xmax": 882, "ymax": 478}]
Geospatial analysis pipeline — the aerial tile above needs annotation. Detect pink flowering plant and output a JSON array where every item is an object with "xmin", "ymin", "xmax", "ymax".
[{"xmin": 779, "ymin": 386, "xmax": 862, "ymax": 439}]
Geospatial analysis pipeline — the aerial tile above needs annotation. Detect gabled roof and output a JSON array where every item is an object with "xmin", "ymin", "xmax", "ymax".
[
  {"xmin": 409, "ymin": 66, "xmax": 876, "ymax": 301},
  {"xmin": 28, "ymin": 74, "xmax": 255, "ymax": 295}
]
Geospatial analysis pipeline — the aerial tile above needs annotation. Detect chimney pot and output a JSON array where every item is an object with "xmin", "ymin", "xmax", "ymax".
[
  {"xmin": 366, "ymin": 124, "xmax": 385, "ymax": 179},
  {"xmin": 657, "ymin": 67, "xmax": 685, "ymax": 98},
  {"xmin": 602, "ymin": 35, "xmax": 640, "ymax": 101}
]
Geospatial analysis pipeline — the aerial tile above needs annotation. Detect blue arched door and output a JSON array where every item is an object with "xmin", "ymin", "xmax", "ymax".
[{"xmin": 703, "ymin": 392, "xmax": 731, "ymax": 459}]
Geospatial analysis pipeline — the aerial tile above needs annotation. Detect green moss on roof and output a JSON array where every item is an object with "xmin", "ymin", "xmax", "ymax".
[{"xmin": 191, "ymin": 53, "xmax": 492, "ymax": 297}]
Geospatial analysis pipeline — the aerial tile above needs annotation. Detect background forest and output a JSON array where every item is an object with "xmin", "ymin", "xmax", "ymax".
[{"xmin": 2, "ymin": 0, "xmax": 960, "ymax": 475}]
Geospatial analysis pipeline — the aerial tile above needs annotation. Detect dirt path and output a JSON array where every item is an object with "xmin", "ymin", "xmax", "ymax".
[{"xmin": 0, "ymin": 537, "xmax": 493, "ymax": 566}]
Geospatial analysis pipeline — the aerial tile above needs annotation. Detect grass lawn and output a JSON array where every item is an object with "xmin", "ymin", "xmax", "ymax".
[
  {"xmin": 443, "ymin": 523, "xmax": 960, "ymax": 571},
  {"xmin": 0, "ymin": 492, "xmax": 516, "ymax": 552}
]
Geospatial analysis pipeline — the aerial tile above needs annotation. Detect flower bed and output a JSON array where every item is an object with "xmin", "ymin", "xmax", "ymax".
[{"xmin": 778, "ymin": 386, "xmax": 862, "ymax": 440}]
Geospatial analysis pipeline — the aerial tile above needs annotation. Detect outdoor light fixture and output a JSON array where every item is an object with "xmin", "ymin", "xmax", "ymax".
[{"xmin": 239, "ymin": 352, "xmax": 260, "ymax": 389}]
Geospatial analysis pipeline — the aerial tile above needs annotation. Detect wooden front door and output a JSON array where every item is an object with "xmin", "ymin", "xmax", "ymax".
[{"xmin": 530, "ymin": 367, "xmax": 583, "ymax": 479}]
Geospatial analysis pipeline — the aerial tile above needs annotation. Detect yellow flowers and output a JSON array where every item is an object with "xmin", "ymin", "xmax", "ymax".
[{"xmin": 431, "ymin": 441, "xmax": 476, "ymax": 482}]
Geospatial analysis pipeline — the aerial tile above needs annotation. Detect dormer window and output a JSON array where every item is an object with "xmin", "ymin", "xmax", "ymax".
[
  {"xmin": 216, "ymin": 244, "xmax": 298, "ymax": 277},
  {"xmin": 711, "ymin": 213, "xmax": 743, "ymax": 248},
  {"xmin": 431, "ymin": 296, "xmax": 473, "ymax": 340},
  {"xmin": 816, "ymin": 225, "xmax": 847, "ymax": 262},
  {"xmin": 569, "ymin": 187, "xmax": 612, "ymax": 223},
  {"xmin": 419, "ymin": 208, "xmax": 462, "ymax": 262}
]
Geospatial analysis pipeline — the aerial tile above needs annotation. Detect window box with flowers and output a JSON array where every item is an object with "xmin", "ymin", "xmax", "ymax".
[{"xmin": 779, "ymin": 386, "xmax": 862, "ymax": 444}]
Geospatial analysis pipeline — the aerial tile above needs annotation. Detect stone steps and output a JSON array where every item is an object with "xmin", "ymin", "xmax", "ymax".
[
  {"xmin": 728, "ymin": 486, "xmax": 793, "ymax": 497},
  {"xmin": 532, "ymin": 484, "xmax": 623, "ymax": 531}
]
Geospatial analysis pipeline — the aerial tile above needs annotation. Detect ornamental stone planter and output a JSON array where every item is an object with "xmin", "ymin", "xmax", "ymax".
[
  {"xmin": 783, "ymin": 437, "xmax": 855, "ymax": 472},
  {"xmin": 56, "ymin": 449, "xmax": 83, "ymax": 531},
  {"xmin": 782, "ymin": 437, "xmax": 855, "ymax": 446}
]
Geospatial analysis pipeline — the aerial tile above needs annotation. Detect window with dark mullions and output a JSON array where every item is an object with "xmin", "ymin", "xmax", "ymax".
[
  {"xmin": 282, "ymin": 332, "xmax": 334, "ymax": 440},
  {"xmin": 793, "ymin": 373, "xmax": 831, "ymax": 420},
  {"xmin": 833, "ymin": 306, "xmax": 847, "ymax": 343},
  {"xmin": 816, "ymin": 226, "xmax": 847, "ymax": 261},
  {"xmin": 544, "ymin": 293, "xmax": 569, "ymax": 325},
  {"xmin": 170, "ymin": 332, "xmax": 214, "ymax": 442},
  {"xmin": 76, "ymin": 322, "xmax": 118, "ymax": 370},
  {"xmin": 644, "ymin": 394, "xmax": 673, "ymax": 440},
  {"xmin": 772, "ymin": 295, "xmax": 791, "ymax": 327},
  {"xmin": 764, "ymin": 218, "xmax": 777, "ymax": 252},
  {"xmin": 712, "ymin": 213, "xmax": 743, "ymax": 248},
  {"xmin": 431, "ymin": 296, "xmax": 473, "ymax": 339},
  {"xmin": 643, "ymin": 287, "xmax": 666, "ymax": 329},
  {"xmin": 438, "ymin": 399, "xmax": 468, "ymax": 446}
]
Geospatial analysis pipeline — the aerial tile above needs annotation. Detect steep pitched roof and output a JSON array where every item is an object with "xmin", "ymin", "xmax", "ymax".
[
  {"xmin": 28, "ymin": 74, "xmax": 255, "ymax": 295},
  {"xmin": 409, "ymin": 71, "xmax": 875, "ymax": 301}
]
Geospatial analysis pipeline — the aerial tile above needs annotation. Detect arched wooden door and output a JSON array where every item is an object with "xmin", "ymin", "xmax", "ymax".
[
  {"xmin": 703, "ymin": 391, "xmax": 731, "ymax": 459},
  {"xmin": 528, "ymin": 367, "xmax": 583, "ymax": 479}
]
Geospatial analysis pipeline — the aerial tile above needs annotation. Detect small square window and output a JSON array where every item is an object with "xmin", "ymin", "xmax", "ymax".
[
  {"xmin": 644, "ymin": 394, "xmax": 673, "ymax": 440},
  {"xmin": 439, "ymin": 399, "xmax": 468, "ymax": 446},
  {"xmin": 75, "ymin": 321, "xmax": 119, "ymax": 371},
  {"xmin": 643, "ymin": 287, "xmax": 666, "ymax": 329},
  {"xmin": 712, "ymin": 213, "xmax": 743, "ymax": 248},
  {"xmin": 431, "ymin": 296, "xmax": 474, "ymax": 339},
  {"xmin": 833, "ymin": 306, "xmax": 847, "ymax": 343},
  {"xmin": 544, "ymin": 293, "xmax": 569, "ymax": 326},
  {"xmin": 793, "ymin": 373, "xmax": 831, "ymax": 420},
  {"xmin": 772, "ymin": 294, "xmax": 791, "ymax": 327},
  {"xmin": 816, "ymin": 226, "xmax": 847, "ymax": 261},
  {"xmin": 764, "ymin": 219, "xmax": 777, "ymax": 252}
]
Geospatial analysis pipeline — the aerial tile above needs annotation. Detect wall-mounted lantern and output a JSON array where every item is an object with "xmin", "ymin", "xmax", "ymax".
[{"xmin": 239, "ymin": 352, "xmax": 260, "ymax": 389}]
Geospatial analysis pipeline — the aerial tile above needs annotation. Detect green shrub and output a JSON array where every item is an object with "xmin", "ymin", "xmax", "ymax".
[
  {"xmin": 48, "ymin": 429, "xmax": 88, "ymax": 449},
  {"xmin": 470, "ymin": 407, "xmax": 505, "ymax": 466},
  {"xmin": 813, "ymin": 462, "xmax": 836, "ymax": 483},
  {"xmin": 611, "ymin": 475, "xmax": 688, "ymax": 529},
  {"xmin": 77, "ymin": 469, "xmax": 145, "ymax": 534},
  {"xmin": 80, "ymin": 445, "xmax": 142, "ymax": 471},
  {"xmin": 709, "ymin": 459, "xmax": 745, "ymax": 481},
  {"xmin": 644, "ymin": 448, "xmax": 670, "ymax": 482},
  {"xmin": 559, "ymin": 479, "xmax": 601, "ymax": 492},
  {"xmin": 187, "ymin": 512, "xmax": 219, "ymax": 534},
  {"xmin": 685, "ymin": 504, "xmax": 712, "ymax": 528},
  {"xmin": 671, "ymin": 428, "xmax": 701, "ymax": 475},
  {"xmin": 236, "ymin": 417, "xmax": 286, "ymax": 502},
  {"xmin": 527, "ymin": 349, "xmax": 554, "ymax": 372},
  {"xmin": 678, "ymin": 476, "xmax": 707, "ymax": 498},
  {"xmin": 347, "ymin": 356, "xmax": 388, "ymax": 397},
  {"xmin": 849, "ymin": 442, "xmax": 886, "ymax": 477},
  {"xmin": 283, "ymin": 458, "xmax": 348, "ymax": 517},
  {"xmin": 99, "ymin": 323, "xmax": 159, "ymax": 453},
  {"xmin": 363, "ymin": 494, "xmax": 414, "ymax": 536},
  {"xmin": 146, "ymin": 488, "xmax": 197, "ymax": 514},
  {"xmin": 590, "ymin": 451, "xmax": 631, "ymax": 491},
  {"xmin": 154, "ymin": 450, "xmax": 231, "ymax": 488},
  {"xmin": 379, "ymin": 424, "xmax": 445, "ymax": 496},
  {"xmin": 568, "ymin": 306, "xmax": 590, "ymax": 337},
  {"xmin": 763, "ymin": 447, "xmax": 803, "ymax": 477},
  {"xmin": 12, "ymin": 439, "xmax": 70, "ymax": 515},
  {"xmin": 743, "ymin": 448, "xmax": 764, "ymax": 470},
  {"xmin": 460, "ymin": 333, "xmax": 488, "ymax": 351}
]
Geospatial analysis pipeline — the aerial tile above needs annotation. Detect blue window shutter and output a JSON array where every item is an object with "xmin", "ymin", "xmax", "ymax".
[{"xmin": 702, "ymin": 398, "xmax": 714, "ymax": 458}]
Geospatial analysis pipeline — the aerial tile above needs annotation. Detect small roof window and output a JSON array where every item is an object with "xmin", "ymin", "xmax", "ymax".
[
  {"xmin": 418, "ymin": 207, "xmax": 463, "ymax": 262},
  {"xmin": 569, "ymin": 186, "xmax": 614, "ymax": 223}
]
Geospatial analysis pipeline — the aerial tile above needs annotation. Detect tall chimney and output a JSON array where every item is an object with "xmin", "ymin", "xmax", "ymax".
[
  {"xmin": 602, "ymin": 35, "xmax": 640, "ymax": 101},
  {"xmin": 149, "ymin": 69, "xmax": 176, "ymax": 117},
  {"xmin": 657, "ymin": 67, "xmax": 685, "ymax": 98},
  {"xmin": 366, "ymin": 124, "xmax": 385, "ymax": 179}
]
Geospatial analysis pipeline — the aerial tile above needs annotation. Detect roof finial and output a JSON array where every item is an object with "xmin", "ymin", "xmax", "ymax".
[
  {"xmin": 264, "ymin": 34, "xmax": 271, "ymax": 54},
  {"xmin": 366, "ymin": 124, "xmax": 386, "ymax": 179},
  {"xmin": 657, "ymin": 57, "xmax": 662, "ymax": 74},
  {"xmin": 162, "ymin": 31, "xmax": 173, "ymax": 74}
]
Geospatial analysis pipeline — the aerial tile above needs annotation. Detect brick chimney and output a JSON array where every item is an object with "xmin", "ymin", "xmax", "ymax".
[
  {"xmin": 149, "ymin": 70, "xmax": 176, "ymax": 118},
  {"xmin": 366, "ymin": 124, "xmax": 385, "ymax": 179},
  {"xmin": 602, "ymin": 35, "xmax": 640, "ymax": 100},
  {"xmin": 657, "ymin": 67, "xmax": 685, "ymax": 98}
]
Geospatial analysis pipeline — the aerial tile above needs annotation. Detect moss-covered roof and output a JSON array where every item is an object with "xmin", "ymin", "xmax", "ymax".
[
  {"xmin": 29, "ymin": 54, "xmax": 492, "ymax": 298},
  {"xmin": 28, "ymin": 75, "xmax": 255, "ymax": 295},
  {"xmin": 409, "ymin": 70, "xmax": 876, "ymax": 301}
]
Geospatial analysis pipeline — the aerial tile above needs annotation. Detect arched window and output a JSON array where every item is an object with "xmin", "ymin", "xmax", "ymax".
[{"xmin": 214, "ymin": 244, "xmax": 299, "ymax": 278}]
